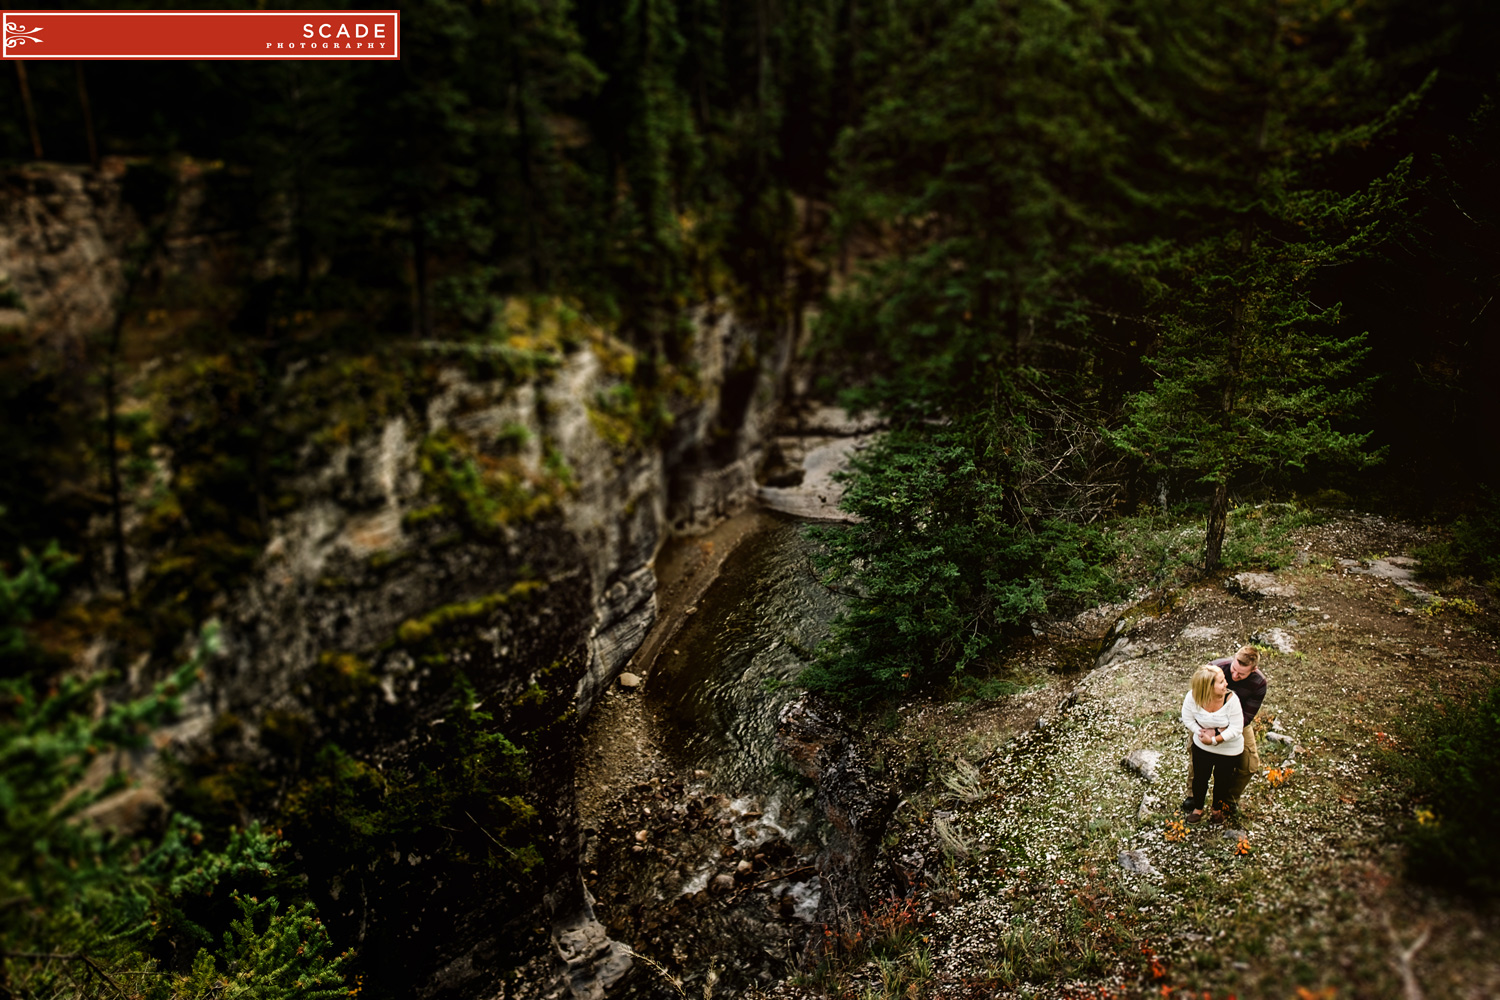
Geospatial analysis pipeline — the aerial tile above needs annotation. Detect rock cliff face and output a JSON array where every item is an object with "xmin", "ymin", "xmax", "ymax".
[
  {"xmin": 0, "ymin": 162, "xmax": 133, "ymax": 349},
  {"xmin": 203, "ymin": 303, "xmax": 782, "ymax": 738},
  {"xmin": 0, "ymin": 159, "xmax": 240, "ymax": 353},
  {"xmin": 199, "ymin": 308, "xmax": 787, "ymax": 997},
  {"xmin": 3, "ymin": 161, "xmax": 793, "ymax": 998}
]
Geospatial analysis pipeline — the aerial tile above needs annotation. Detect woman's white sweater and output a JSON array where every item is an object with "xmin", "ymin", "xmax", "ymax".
[{"xmin": 1181, "ymin": 690, "xmax": 1244, "ymax": 754}]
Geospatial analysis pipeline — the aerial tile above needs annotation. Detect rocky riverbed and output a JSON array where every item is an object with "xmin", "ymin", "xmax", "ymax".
[{"xmin": 554, "ymin": 509, "xmax": 838, "ymax": 999}]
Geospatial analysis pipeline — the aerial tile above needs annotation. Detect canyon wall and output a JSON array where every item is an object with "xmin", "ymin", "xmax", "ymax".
[{"xmin": 1, "ymin": 160, "xmax": 792, "ymax": 998}]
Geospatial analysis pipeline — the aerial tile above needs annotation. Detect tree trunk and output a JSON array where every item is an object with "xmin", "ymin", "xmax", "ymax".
[
  {"xmin": 251, "ymin": 315, "xmax": 275, "ymax": 539},
  {"xmin": 75, "ymin": 63, "xmax": 98, "ymax": 169},
  {"xmin": 412, "ymin": 214, "xmax": 430, "ymax": 338},
  {"xmin": 100, "ymin": 178, "xmax": 182, "ymax": 597},
  {"xmin": 1204, "ymin": 15, "xmax": 1278, "ymax": 574},
  {"xmin": 103, "ymin": 342, "xmax": 131, "ymax": 598},
  {"xmin": 841, "ymin": 0, "xmax": 860, "ymax": 125},
  {"xmin": 1007, "ymin": 274, "xmax": 1023, "ymax": 367},
  {"xmin": 508, "ymin": 9, "xmax": 544, "ymax": 287},
  {"xmin": 15, "ymin": 62, "xmax": 43, "ymax": 160},
  {"xmin": 756, "ymin": 0, "xmax": 770, "ymax": 178},
  {"xmin": 692, "ymin": 0, "xmax": 709, "ymax": 126},
  {"xmin": 831, "ymin": 0, "xmax": 859, "ymax": 283},
  {"xmin": 1204, "ymin": 479, "xmax": 1230, "ymax": 573}
]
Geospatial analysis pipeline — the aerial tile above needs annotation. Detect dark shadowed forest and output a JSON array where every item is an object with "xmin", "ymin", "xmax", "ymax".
[{"xmin": 2, "ymin": 1, "xmax": 1498, "ymax": 998}]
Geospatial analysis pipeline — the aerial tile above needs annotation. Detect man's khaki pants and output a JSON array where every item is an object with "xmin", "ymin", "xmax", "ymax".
[{"xmin": 1185, "ymin": 721, "xmax": 1261, "ymax": 808}]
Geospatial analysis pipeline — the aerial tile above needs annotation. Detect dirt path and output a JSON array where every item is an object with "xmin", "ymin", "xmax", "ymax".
[{"xmin": 757, "ymin": 514, "xmax": 1499, "ymax": 1000}]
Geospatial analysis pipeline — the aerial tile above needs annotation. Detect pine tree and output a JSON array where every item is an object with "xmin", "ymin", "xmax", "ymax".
[
  {"xmin": 803, "ymin": 0, "xmax": 1134, "ymax": 695},
  {"xmin": 804, "ymin": 405, "xmax": 1116, "ymax": 700},
  {"xmin": 825, "ymin": 0, "xmax": 1129, "ymax": 415},
  {"xmin": 1109, "ymin": 0, "xmax": 1422, "ymax": 570},
  {"xmin": 478, "ymin": 0, "xmax": 603, "ymax": 291}
]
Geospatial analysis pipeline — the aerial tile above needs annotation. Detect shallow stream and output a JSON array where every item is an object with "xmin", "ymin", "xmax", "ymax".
[
  {"xmin": 646, "ymin": 514, "xmax": 842, "ymax": 793},
  {"xmin": 585, "ymin": 512, "xmax": 846, "ymax": 997}
]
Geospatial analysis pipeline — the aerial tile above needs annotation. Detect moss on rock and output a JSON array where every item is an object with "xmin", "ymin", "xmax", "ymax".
[{"xmin": 394, "ymin": 579, "xmax": 547, "ymax": 648}]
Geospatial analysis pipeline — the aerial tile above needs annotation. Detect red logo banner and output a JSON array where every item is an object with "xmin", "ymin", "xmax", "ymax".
[{"xmin": 1, "ymin": 10, "xmax": 400, "ymax": 60}]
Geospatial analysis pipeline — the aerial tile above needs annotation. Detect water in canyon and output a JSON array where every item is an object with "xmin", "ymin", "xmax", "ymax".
[
  {"xmin": 646, "ymin": 514, "xmax": 841, "ymax": 791},
  {"xmin": 582, "ymin": 511, "xmax": 846, "ymax": 997}
]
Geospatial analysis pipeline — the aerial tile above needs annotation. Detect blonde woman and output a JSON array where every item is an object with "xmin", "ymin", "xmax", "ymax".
[
  {"xmin": 1180, "ymin": 663, "xmax": 1244, "ymax": 823},
  {"xmin": 1182, "ymin": 645, "xmax": 1267, "ymax": 819}
]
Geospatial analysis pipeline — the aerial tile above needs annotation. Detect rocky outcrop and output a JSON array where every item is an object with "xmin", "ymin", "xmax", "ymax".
[
  {"xmin": 208, "ymin": 314, "xmax": 783, "ymax": 714},
  {"xmin": 0, "ymin": 162, "xmax": 133, "ymax": 349},
  {"xmin": 757, "ymin": 438, "xmax": 866, "ymax": 521},
  {"xmin": 1118, "ymin": 849, "xmax": 1158, "ymax": 877},
  {"xmin": 1335, "ymin": 555, "xmax": 1435, "ymax": 600},
  {"xmin": 662, "ymin": 305, "xmax": 792, "ymax": 534},
  {"xmin": 1121, "ymin": 748, "xmax": 1162, "ymax": 784},
  {"xmin": 756, "ymin": 403, "xmax": 880, "ymax": 522},
  {"xmin": 1096, "ymin": 634, "xmax": 1157, "ymax": 669},
  {"xmin": 1225, "ymin": 571, "xmax": 1297, "ymax": 601},
  {"xmin": 776, "ymin": 696, "xmax": 897, "ymax": 943},
  {"xmin": 547, "ymin": 881, "xmax": 634, "ymax": 1000},
  {"xmin": 0, "ymin": 159, "xmax": 233, "ymax": 352},
  {"xmin": 576, "ymin": 565, "xmax": 657, "ymax": 717},
  {"xmin": 77, "ymin": 784, "xmax": 169, "ymax": 839}
]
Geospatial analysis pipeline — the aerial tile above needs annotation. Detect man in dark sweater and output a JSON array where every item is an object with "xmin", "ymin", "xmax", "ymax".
[{"xmin": 1184, "ymin": 645, "xmax": 1268, "ymax": 817}]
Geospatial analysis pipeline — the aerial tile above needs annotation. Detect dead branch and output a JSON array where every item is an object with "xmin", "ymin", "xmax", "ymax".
[
  {"xmin": 1384, "ymin": 913, "xmax": 1430, "ymax": 1000},
  {"xmin": 734, "ymin": 864, "xmax": 818, "ymax": 896}
]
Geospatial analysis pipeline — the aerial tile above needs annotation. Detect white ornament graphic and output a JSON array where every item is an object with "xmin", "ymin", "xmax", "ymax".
[{"xmin": 5, "ymin": 22, "xmax": 45, "ymax": 49}]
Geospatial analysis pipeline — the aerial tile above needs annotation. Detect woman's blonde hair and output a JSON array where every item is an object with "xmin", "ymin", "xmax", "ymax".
[{"xmin": 1190, "ymin": 664, "xmax": 1222, "ymax": 708}]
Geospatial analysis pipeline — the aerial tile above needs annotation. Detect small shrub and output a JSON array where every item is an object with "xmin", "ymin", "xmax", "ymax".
[
  {"xmin": 0, "ymin": 622, "xmax": 351, "ymax": 999},
  {"xmin": 418, "ymin": 430, "xmax": 569, "ymax": 532},
  {"xmin": 1301, "ymin": 487, "xmax": 1353, "ymax": 509},
  {"xmin": 1391, "ymin": 677, "xmax": 1500, "ymax": 896},
  {"xmin": 1107, "ymin": 509, "xmax": 1206, "ymax": 587},
  {"xmin": 0, "ymin": 537, "xmax": 74, "ymax": 665},
  {"xmin": 802, "ymin": 421, "xmax": 1117, "ymax": 703},
  {"xmin": 394, "ymin": 579, "xmax": 545, "ymax": 647},
  {"xmin": 1218, "ymin": 502, "xmax": 1321, "ymax": 569},
  {"xmin": 281, "ymin": 675, "xmax": 543, "ymax": 879},
  {"xmin": 1415, "ymin": 486, "xmax": 1500, "ymax": 591},
  {"xmin": 1110, "ymin": 500, "xmax": 1318, "ymax": 587},
  {"xmin": 1422, "ymin": 596, "xmax": 1480, "ymax": 618}
]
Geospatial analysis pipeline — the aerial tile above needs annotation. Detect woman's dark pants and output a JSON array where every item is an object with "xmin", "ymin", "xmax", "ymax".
[{"xmin": 1189, "ymin": 742, "xmax": 1243, "ymax": 812}]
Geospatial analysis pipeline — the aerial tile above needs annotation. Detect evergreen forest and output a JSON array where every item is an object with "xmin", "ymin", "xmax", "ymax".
[{"xmin": 2, "ymin": 0, "xmax": 1498, "ymax": 997}]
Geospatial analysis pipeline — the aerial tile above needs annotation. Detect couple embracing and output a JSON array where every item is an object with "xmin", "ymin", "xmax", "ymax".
[{"xmin": 1179, "ymin": 646, "xmax": 1267, "ymax": 824}]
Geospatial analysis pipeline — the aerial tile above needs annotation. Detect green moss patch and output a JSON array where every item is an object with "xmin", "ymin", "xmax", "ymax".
[
  {"xmin": 395, "ymin": 579, "xmax": 547, "ymax": 648},
  {"xmin": 417, "ymin": 430, "xmax": 573, "ymax": 533}
]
